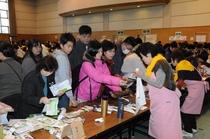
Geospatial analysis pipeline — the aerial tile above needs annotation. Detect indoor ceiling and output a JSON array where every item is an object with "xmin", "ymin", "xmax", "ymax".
[{"xmin": 59, "ymin": 0, "xmax": 170, "ymax": 17}]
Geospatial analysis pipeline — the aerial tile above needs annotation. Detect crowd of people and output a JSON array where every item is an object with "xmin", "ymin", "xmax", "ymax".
[{"xmin": 1, "ymin": 24, "xmax": 210, "ymax": 139}]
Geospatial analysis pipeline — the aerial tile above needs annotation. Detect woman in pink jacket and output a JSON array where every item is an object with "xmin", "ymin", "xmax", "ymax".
[{"xmin": 74, "ymin": 40, "xmax": 127, "ymax": 103}]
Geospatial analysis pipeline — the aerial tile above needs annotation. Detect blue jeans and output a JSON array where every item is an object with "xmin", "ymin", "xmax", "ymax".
[{"xmin": 58, "ymin": 94, "xmax": 69, "ymax": 108}]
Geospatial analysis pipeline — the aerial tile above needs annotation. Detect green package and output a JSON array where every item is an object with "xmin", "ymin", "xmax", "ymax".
[{"xmin": 46, "ymin": 98, "xmax": 59, "ymax": 116}]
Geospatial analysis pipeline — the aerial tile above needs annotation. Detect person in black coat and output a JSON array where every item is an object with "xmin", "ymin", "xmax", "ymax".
[{"xmin": 21, "ymin": 55, "xmax": 58, "ymax": 118}]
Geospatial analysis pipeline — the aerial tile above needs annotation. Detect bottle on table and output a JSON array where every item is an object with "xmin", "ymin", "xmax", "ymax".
[
  {"xmin": 101, "ymin": 95, "xmax": 108, "ymax": 117},
  {"xmin": 117, "ymin": 98, "xmax": 124, "ymax": 118}
]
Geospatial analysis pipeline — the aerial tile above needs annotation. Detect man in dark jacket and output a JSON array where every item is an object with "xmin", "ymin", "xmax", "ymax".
[{"xmin": 69, "ymin": 25, "xmax": 92, "ymax": 70}]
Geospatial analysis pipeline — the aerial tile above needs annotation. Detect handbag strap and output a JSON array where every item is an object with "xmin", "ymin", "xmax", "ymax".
[
  {"xmin": 76, "ymin": 76, "xmax": 88, "ymax": 100},
  {"xmin": 75, "ymin": 76, "xmax": 93, "ymax": 102},
  {"xmin": 89, "ymin": 77, "xmax": 92, "ymax": 102},
  {"xmin": 3, "ymin": 61, "xmax": 22, "ymax": 83}
]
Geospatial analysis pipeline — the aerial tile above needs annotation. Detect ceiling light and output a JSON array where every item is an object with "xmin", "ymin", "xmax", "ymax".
[
  {"xmin": 110, "ymin": 9, "xmax": 113, "ymax": 11},
  {"xmin": 137, "ymin": 6, "xmax": 140, "ymax": 7},
  {"xmin": 89, "ymin": 11, "xmax": 91, "ymax": 13}
]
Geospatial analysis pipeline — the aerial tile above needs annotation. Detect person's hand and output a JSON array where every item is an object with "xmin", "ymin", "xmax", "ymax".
[
  {"xmin": 71, "ymin": 98, "xmax": 78, "ymax": 107},
  {"xmin": 134, "ymin": 69, "xmax": 143, "ymax": 77},
  {"xmin": 0, "ymin": 102, "xmax": 11, "ymax": 108},
  {"xmin": 0, "ymin": 102, "xmax": 12, "ymax": 114},
  {"xmin": 119, "ymin": 79, "xmax": 127, "ymax": 86},
  {"xmin": 40, "ymin": 97, "xmax": 51, "ymax": 104},
  {"xmin": 197, "ymin": 57, "xmax": 204, "ymax": 63},
  {"xmin": 122, "ymin": 76, "xmax": 129, "ymax": 81},
  {"xmin": 57, "ymin": 90, "xmax": 64, "ymax": 96},
  {"xmin": 110, "ymin": 91, "xmax": 118, "ymax": 98},
  {"xmin": 0, "ymin": 52, "xmax": 6, "ymax": 61},
  {"xmin": 0, "ymin": 108, "xmax": 7, "ymax": 114}
]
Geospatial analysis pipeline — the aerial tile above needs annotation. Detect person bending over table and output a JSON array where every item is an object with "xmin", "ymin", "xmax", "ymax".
[
  {"xmin": 21, "ymin": 55, "xmax": 62, "ymax": 118},
  {"xmin": 171, "ymin": 50, "xmax": 204, "ymax": 138},
  {"xmin": 134, "ymin": 42, "xmax": 182, "ymax": 139},
  {"xmin": 74, "ymin": 40, "xmax": 127, "ymax": 103}
]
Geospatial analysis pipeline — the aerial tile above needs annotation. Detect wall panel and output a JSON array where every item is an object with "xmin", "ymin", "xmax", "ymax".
[
  {"xmin": 16, "ymin": 12, "xmax": 35, "ymax": 20},
  {"xmin": 37, "ymin": 19, "xmax": 63, "ymax": 28},
  {"xmin": 17, "ymin": 28, "xmax": 36, "ymax": 34},
  {"xmin": 109, "ymin": 18, "xmax": 163, "ymax": 30},
  {"xmin": 15, "ymin": 0, "xmax": 35, "ymax": 6},
  {"xmin": 15, "ymin": 0, "xmax": 36, "ymax": 34},
  {"xmin": 197, "ymin": 0, "xmax": 210, "ymax": 13},
  {"xmin": 36, "ymin": 0, "xmax": 58, "ymax": 6},
  {"xmin": 36, "ymin": 11, "xmax": 60, "ymax": 20},
  {"xmin": 109, "ymin": 5, "xmax": 163, "ymax": 21},
  {"xmin": 37, "ymin": 26, "xmax": 64, "ymax": 34},
  {"xmin": 171, "ymin": 1, "xmax": 197, "ymax": 16},
  {"xmin": 15, "ymin": 3, "xmax": 36, "ymax": 13},
  {"xmin": 16, "ymin": 20, "xmax": 36, "ymax": 28},
  {"xmin": 35, "ymin": 0, "xmax": 63, "ymax": 34},
  {"xmin": 67, "ymin": 23, "xmax": 103, "ymax": 32},
  {"xmin": 36, "ymin": 3, "xmax": 58, "ymax": 13},
  {"xmin": 67, "ymin": 13, "xmax": 103, "ymax": 25}
]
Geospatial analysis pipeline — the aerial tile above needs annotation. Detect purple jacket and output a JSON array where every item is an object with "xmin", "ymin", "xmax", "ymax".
[{"xmin": 75, "ymin": 60, "xmax": 121, "ymax": 101}]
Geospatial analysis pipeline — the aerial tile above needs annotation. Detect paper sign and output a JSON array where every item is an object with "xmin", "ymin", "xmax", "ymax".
[
  {"xmin": 46, "ymin": 98, "xmax": 59, "ymax": 116},
  {"xmin": 196, "ymin": 35, "xmax": 206, "ymax": 42},
  {"xmin": 50, "ymin": 79, "xmax": 72, "ymax": 96}
]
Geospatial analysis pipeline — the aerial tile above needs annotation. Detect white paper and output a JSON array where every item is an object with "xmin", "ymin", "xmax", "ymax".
[
  {"xmin": 50, "ymin": 79, "xmax": 72, "ymax": 96},
  {"xmin": 135, "ymin": 77, "xmax": 146, "ymax": 115},
  {"xmin": 196, "ymin": 35, "xmax": 206, "ymax": 42}
]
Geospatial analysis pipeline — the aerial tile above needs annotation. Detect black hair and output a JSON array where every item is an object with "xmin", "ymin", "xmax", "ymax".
[
  {"xmin": 0, "ymin": 42, "xmax": 15, "ymax": 57},
  {"xmin": 180, "ymin": 41, "xmax": 188, "ymax": 49},
  {"xmin": 203, "ymin": 43, "xmax": 210, "ymax": 49},
  {"xmin": 79, "ymin": 25, "xmax": 92, "ymax": 35},
  {"xmin": 136, "ymin": 42, "xmax": 158, "ymax": 58},
  {"xmin": 36, "ymin": 55, "xmax": 58, "ymax": 72},
  {"xmin": 87, "ymin": 40, "xmax": 101, "ymax": 57},
  {"xmin": 123, "ymin": 36, "xmax": 137, "ymax": 47},
  {"xmin": 101, "ymin": 40, "xmax": 117, "ymax": 53},
  {"xmin": 186, "ymin": 44, "xmax": 195, "ymax": 50},
  {"xmin": 84, "ymin": 40, "xmax": 102, "ymax": 63},
  {"xmin": 12, "ymin": 44, "xmax": 19, "ymax": 50},
  {"xmin": 163, "ymin": 43, "xmax": 170, "ymax": 50},
  {"xmin": 50, "ymin": 42, "xmax": 60, "ymax": 52},
  {"xmin": 171, "ymin": 50, "xmax": 184, "ymax": 63},
  {"xmin": 60, "ymin": 32, "xmax": 76, "ymax": 47},
  {"xmin": 170, "ymin": 41, "xmax": 178, "ymax": 48},
  {"xmin": 195, "ymin": 43, "xmax": 203, "ymax": 49},
  {"xmin": 25, "ymin": 38, "xmax": 43, "ymax": 64},
  {"xmin": 155, "ymin": 43, "xmax": 165, "ymax": 56},
  {"xmin": 136, "ymin": 36, "xmax": 143, "ymax": 44}
]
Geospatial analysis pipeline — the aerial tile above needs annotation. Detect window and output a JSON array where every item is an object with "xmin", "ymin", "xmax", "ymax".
[{"xmin": 0, "ymin": 0, "xmax": 9, "ymax": 33}]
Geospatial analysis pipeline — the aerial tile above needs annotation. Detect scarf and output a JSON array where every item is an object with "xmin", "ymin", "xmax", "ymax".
[
  {"xmin": 104, "ymin": 56, "xmax": 114, "ymax": 67},
  {"xmin": 174, "ymin": 60, "xmax": 194, "ymax": 82},
  {"xmin": 145, "ymin": 54, "xmax": 166, "ymax": 77}
]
